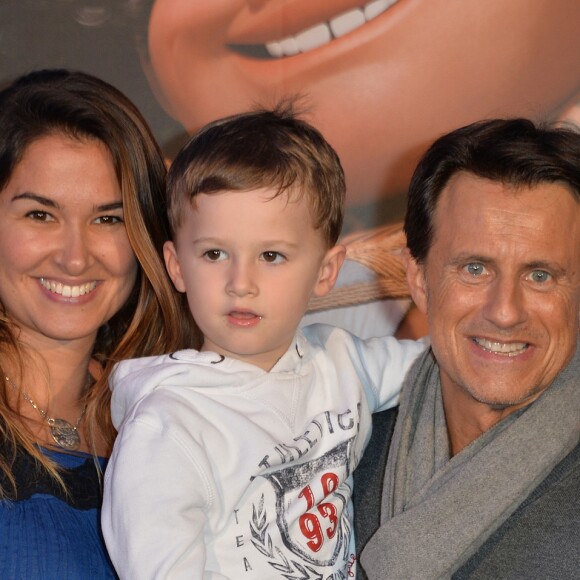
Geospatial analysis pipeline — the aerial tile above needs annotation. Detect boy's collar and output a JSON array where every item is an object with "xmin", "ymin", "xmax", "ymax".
[{"xmin": 269, "ymin": 331, "xmax": 308, "ymax": 373}]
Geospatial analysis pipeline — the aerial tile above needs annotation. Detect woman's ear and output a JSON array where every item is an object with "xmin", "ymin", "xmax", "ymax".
[
  {"xmin": 404, "ymin": 248, "xmax": 428, "ymax": 314},
  {"xmin": 313, "ymin": 244, "xmax": 346, "ymax": 297},
  {"xmin": 163, "ymin": 240, "xmax": 187, "ymax": 293}
]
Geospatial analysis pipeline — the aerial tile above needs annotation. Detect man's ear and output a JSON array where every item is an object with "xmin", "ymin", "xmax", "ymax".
[
  {"xmin": 163, "ymin": 240, "xmax": 187, "ymax": 293},
  {"xmin": 404, "ymin": 248, "xmax": 428, "ymax": 314},
  {"xmin": 313, "ymin": 244, "xmax": 346, "ymax": 297}
]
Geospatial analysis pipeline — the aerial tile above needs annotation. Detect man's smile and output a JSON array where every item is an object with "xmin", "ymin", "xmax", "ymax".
[{"xmin": 471, "ymin": 337, "xmax": 530, "ymax": 357}]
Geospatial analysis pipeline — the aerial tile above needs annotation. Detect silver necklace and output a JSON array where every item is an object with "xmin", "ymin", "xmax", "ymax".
[{"xmin": 5, "ymin": 376, "xmax": 88, "ymax": 451}]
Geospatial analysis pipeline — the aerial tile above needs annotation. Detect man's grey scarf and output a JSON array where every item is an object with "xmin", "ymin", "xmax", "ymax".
[{"xmin": 361, "ymin": 344, "xmax": 579, "ymax": 579}]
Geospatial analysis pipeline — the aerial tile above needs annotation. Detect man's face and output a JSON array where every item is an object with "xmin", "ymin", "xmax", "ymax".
[
  {"xmin": 408, "ymin": 173, "xmax": 579, "ymax": 410},
  {"xmin": 147, "ymin": 0, "xmax": 580, "ymax": 208}
]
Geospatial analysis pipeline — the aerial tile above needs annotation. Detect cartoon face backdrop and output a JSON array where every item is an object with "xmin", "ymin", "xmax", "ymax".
[{"xmin": 3, "ymin": 0, "xmax": 580, "ymax": 231}]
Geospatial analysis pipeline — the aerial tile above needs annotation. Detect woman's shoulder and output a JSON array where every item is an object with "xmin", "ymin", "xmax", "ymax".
[{"xmin": 1, "ymin": 444, "xmax": 105, "ymax": 509}]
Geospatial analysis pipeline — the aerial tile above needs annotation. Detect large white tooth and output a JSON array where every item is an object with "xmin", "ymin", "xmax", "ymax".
[
  {"xmin": 71, "ymin": 286, "xmax": 80, "ymax": 298},
  {"xmin": 265, "ymin": 40, "xmax": 284, "ymax": 58},
  {"xmin": 330, "ymin": 8, "xmax": 365, "ymax": 38},
  {"xmin": 364, "ymin": 0, "xmax": 397, "ymax": 21},
  {"xmin": 294, "ymin": 22, "xmax": 331, "ymax": 53},
  {"xmin": 262, "ymin": 0, "xmax": 401, "ymax": 59},
  {"xmin": 62, "ymin": 285, "xmax": 72, "ymax": 298},
  {"xmin": 280, "ymin": 36, "xmax": 300, "ymax": 56},
  {"xmin": 56, "ymin": 283, "xmax": 63, "ymax": 294}
]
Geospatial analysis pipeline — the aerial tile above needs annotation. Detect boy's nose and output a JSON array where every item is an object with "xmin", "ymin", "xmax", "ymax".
[{"xmin": 226, "ymin": 263, "xmax": 258, "ymax": 297}]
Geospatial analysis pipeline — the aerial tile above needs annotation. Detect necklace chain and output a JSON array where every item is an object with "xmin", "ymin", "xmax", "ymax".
[{"xmin": 5, "ymin": 375, "xmax": 89, "ymax": 451}]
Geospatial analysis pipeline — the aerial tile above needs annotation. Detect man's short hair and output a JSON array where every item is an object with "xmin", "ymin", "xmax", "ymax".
[
  {"xmin": 405, "ymin": 118, "xmax": 580, "ymax": 263},
  {"xmin": 167, "ymin": 104, "xmax": 345, "ymax": 247}
]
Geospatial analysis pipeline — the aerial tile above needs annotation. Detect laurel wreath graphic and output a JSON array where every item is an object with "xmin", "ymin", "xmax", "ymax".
[{"xmin": 250, "ymin": 494, "xmax": 325, "ymax": 580}]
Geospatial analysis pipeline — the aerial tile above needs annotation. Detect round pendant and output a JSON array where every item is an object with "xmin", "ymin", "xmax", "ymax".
[{"xmin": 49, "ymin": 418, "xmax": 81, "ymax": 450}]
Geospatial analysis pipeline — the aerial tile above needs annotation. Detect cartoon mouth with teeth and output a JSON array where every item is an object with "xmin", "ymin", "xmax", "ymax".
[
  {"xmin": 228, "ymin": 0, "xmax": 401, "ymax": 58},
  {"xmin": 147, "ymin": 0, "xmax": 580, "ymax": 213}
]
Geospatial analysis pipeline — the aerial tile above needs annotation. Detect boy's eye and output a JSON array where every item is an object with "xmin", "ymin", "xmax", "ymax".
[
  {"xmin": 26, "ymin": 210, "xmax": 53, "ymax": 222},
  {"xmin": 203, "ymin": 249, "xmax": 227, "ymax": 262},
  {"xmin": 95, "ymin": 215, "xmax": 123, "ymax": 225},
  {"xmin": 261, "ymin": 251, "xmax": 285, "ymax": 264}
]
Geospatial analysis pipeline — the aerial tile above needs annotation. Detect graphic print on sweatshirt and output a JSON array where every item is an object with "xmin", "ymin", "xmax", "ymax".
[{"xmin": 230, "ymin": 409, "xmax": 360, "ymax": 579}]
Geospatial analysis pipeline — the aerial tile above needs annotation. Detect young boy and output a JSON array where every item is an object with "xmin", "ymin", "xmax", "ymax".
[{"xmin": 102, "ymin": 108, "xmax": 426, "ymax": 579}]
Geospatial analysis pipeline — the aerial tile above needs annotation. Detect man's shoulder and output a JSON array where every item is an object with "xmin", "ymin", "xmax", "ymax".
[{"xmin": 455, "ymin": 441, "xmax": 580, "ymax": 579}]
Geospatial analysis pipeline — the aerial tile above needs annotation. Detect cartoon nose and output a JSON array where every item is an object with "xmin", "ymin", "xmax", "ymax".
[{"xmin": 246, "ymin": 0, "xmax": 269, "ymax": 9}]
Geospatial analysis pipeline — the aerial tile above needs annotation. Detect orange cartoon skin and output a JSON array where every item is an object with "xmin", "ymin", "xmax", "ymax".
[{"xmin": 147, "ymin": 0, "xmax": 580, "ymax": 218}]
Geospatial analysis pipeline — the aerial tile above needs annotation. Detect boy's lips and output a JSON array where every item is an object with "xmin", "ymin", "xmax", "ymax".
[
  {"xmin": 227, "ymin": 310, "xmax": 262, "ymax": 328},
  {"xmin": 228, "ymin": 0, "xmax": 401, "ymax": 59}
]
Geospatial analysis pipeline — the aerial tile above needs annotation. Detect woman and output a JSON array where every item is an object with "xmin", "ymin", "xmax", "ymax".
[{"xmin": 0, "ymin": 69, "xmax": 195, "ymax": 578}]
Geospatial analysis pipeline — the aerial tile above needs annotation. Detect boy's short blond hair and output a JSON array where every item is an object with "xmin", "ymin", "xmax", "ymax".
[{"xmin": 167, "ymin": 105, "xmax": 345, "ymax": 247}]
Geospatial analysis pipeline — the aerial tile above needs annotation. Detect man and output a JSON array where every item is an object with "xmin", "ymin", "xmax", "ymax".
[{"xmin": 354, "ymin": 118, "xmax": 579, "ymax": 579}]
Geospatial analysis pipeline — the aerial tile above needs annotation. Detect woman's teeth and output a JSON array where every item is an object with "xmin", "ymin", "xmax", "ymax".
[
  {"xmin": 265, "ymin": 0, "xmax": 400, "ymax": 58},
  {"xmin": 40, "ymin": 278, "xmax": 97, "ymax": 298}
]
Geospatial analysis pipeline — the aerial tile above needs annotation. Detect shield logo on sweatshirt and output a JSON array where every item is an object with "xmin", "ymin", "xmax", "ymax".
[{"xmin": 250, "ymin": 438, "xmax": 354, "ymax": 570}]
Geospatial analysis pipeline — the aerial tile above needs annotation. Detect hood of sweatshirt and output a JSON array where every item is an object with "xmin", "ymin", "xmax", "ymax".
[{"xmin": 109, "ymin": 331, "xmax": 309, "ymax": 429}]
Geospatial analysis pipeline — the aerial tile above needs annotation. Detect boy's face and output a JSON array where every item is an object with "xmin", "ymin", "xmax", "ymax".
[{"xmin": 164, "ymin": 187, "xmax": 345, "ymax": 371}]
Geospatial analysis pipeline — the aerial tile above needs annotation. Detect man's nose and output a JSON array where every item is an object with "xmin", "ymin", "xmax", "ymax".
[{"xmin": 482, "ymin": 275, "xmax": 528, "ymax": 329}]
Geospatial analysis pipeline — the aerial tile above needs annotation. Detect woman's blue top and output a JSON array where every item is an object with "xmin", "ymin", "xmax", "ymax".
[{"xmin": 0, "ymin": 446, "xmax": 117, "ymax": 579}]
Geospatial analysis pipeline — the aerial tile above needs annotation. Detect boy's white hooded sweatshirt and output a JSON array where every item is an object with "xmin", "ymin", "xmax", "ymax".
[{"xmin": 102, "ymin": 324, "xmax": 426, "ymax": 579}]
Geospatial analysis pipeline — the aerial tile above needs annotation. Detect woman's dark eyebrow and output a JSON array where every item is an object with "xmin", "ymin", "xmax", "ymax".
[
  {"xmin": 96, "ymin": 202, "xmax": 124, "ymax": 212},
  {"xmin": 11, "ymin": 192, "xmax": 58, "ymax": 208},
  {"xmin": 11, "ymin": 193, "xmax": 123, "ymax": 213}
]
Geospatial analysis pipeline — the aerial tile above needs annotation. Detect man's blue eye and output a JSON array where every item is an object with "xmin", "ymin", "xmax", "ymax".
[
  {"xmin": 529, "ymin": 270, "xmax": 551, "ymax": 283},
  {"xmin": 465, "ymin": 263, "xmax": 485, "ymax": 276}
]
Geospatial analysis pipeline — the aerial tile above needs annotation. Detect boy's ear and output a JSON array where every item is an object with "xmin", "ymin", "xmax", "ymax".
[
  {"xmin": 312, "ymin": 244, "xmax": 346, "ymax": 297},
  {"xmin": 163, "ymin": 241, "xmax": 187, "ymax": 293},
  {"xmin": 404, "ymin": 248, "xmax": 428, "ymax": 314}
]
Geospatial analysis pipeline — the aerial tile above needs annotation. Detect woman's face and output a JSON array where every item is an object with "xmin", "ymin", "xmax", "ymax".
[
  {"xmin": 148, "ymin": 0, "xmax": 580, "ymax": 208},
  {"xmin": 0, "ymin": 134, "xmax": 138, "ymax": 351}
]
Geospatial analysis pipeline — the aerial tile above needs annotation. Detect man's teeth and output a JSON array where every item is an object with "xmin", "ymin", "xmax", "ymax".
[
  {"xmin": 265, "ymin": 0, "xmax": 400, "ymax": 58},
  {"xmin": 40, "ymin": 278, "xmax": 97, "ymax": 298},
  {"xmin": 473, "ymin": 338, "xmax": 529, "ymax": 356}
]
